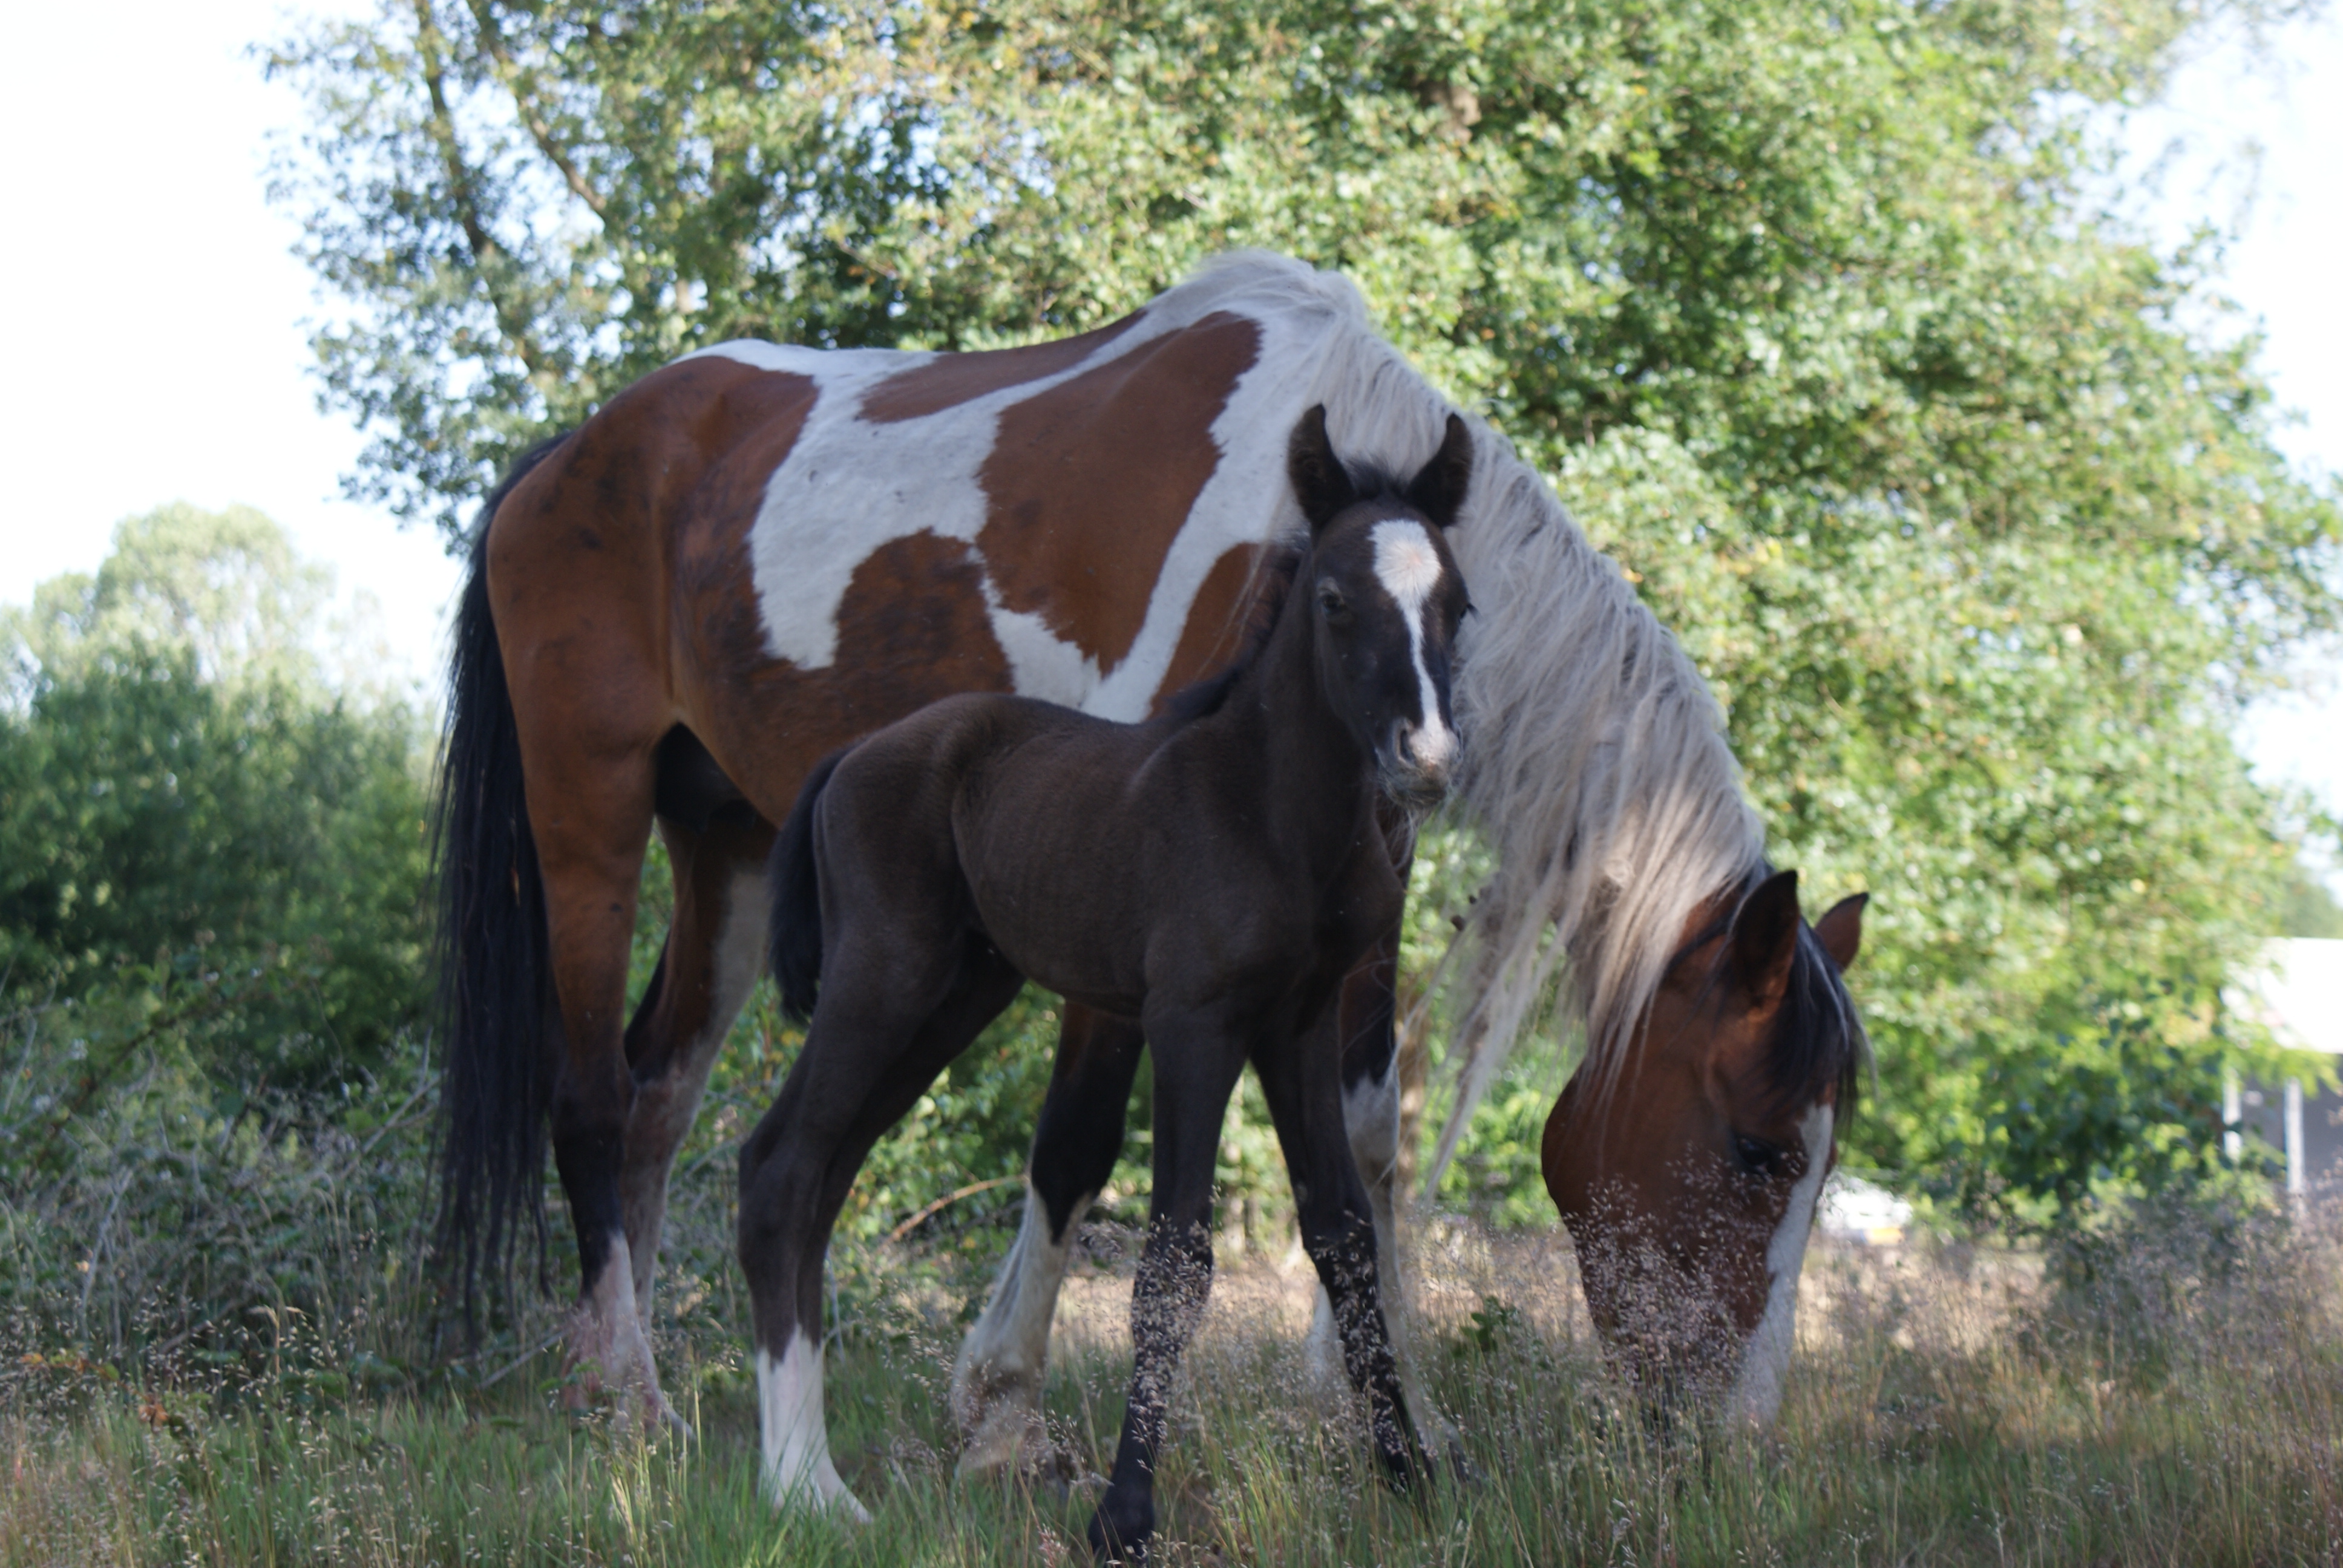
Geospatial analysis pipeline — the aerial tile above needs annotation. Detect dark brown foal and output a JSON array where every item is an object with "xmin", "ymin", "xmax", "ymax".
[{"xmin": 738, "ymin": 406, "xmax": 1471, "ymax": 1559}]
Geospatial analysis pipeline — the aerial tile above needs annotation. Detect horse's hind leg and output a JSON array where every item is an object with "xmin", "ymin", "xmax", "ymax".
[
  {"xmin": 522, "ymin": 748, "xmax": 676, "ymax": 1428},
  {"xmin": 954, "ymin": 1004, "xmax": 1145, "ymax": 1476},
  {"xmin": 739, "ymin": 941, "xmax": 1025, "ymax": 1518},
  {"xmin": 620, "ymin": 807, "xmax": 775, "ymax": 1320}
]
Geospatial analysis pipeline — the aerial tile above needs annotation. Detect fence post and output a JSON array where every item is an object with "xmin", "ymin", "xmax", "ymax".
[{"xmin": 2286, "ymin": 1076, "xmax": 2305, "ymax": 1201}]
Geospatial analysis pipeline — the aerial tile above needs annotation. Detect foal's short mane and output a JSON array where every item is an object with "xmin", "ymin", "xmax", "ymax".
[{"xmin": 1157, "ymin": 549, "xmax": 1300, "ymax": 725}]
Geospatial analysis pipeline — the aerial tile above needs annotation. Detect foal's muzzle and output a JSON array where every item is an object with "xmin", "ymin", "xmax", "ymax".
[{"xmin": 1377, "ymin": 721, "xmax": 1457, "ymax": 809}]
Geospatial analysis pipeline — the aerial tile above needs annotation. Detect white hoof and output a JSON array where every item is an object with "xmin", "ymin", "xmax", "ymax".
[
  {"xmin": 954, "ymin": 1388, "xmax": 1051, "ymax": 1478},
  {"xmin": 758, "ymin": 1335, "xmax": 867, "ymax": 1523}
]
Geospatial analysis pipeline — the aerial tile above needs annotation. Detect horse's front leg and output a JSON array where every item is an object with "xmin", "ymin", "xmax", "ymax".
[
  {"xmin": 955, "ymin": 1005, "xmax": 1146, "ymax": 1476},
  {"xmin": 1086, "ymin": 1012, "xmax": 1248, "ymax": 1564},
  {"xmin": 1256, "ymin": 985, "xmax": 1423, "ymax": 1494}
]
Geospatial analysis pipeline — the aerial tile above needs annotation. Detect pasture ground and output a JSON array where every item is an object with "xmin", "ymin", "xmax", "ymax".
[{"xmin": 5, "ymin": 1207, "xmax": 2341, "ymax": 1566}]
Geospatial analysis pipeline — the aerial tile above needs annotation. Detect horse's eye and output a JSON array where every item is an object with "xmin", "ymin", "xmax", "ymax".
[
  {"xmin": 1733, "ymin": 1134, "xmax": 1789, "ymax": 1181},
  {"xmin": 1317, "ymin": 583, "xmax": 1349, "ymax": 619}
]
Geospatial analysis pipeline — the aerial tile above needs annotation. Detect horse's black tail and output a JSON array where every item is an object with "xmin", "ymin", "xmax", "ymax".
[
  {"xmin": 770, "ymin": 748, "xmax": 850, "ymax": 1025},
  {"xmin": 430, "ymin": 433, "xmax": 571, "ymax": 1328}
]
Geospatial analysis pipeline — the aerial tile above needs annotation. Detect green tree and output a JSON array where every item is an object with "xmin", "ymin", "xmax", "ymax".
[
  {"xmin": 2275, "ymin": 863, "xmax": 2343, "ymax": 938},
  {"xmin": 1, "ymin": 507, "xmax": 430, "ymax": 1084},
  {"xmin": 7, "ymin": 503, "xmax": 331, "ymax": 693},
  {"xmin": 269, "ymin": 0, "xmax": 2339, "ymax": 1223}
]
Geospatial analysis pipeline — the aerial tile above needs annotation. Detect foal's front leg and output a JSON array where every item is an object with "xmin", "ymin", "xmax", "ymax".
[
  {"xmin": 1303, "ymin": 933, "xmax": 1469, "ymax": 1475},
  {"xmin": 1086, "ymin": 1016, "xmax": 1248, "ymax": 1563},
  {"xmin": 1255, "ymin": 999, "xmax": 1423, "ymax": 1493}
]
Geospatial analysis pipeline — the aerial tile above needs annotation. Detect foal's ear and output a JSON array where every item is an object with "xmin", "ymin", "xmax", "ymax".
[
  {"xmin": 1288, "ymin": 405, "xmax": 1357, "ymax": 532},
  {"xmin": 1730, "ymin": 869, "xmax": 1803, "ymax": 1009},
  {"xmin": 1401, "ymin": 413, "xmax": 1473, "ymax": 531}
]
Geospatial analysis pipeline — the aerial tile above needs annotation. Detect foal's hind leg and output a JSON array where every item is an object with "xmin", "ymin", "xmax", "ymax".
[
  {"xmin": 739, "ymin": 943, "xmax": 1026, "ymax": 1520},
  {"xmin": 955, "ymin": 1005, "xmax": 1146, "ymax": 1477},
  {"xmin": 619, "ymin": 809, "xmax": 775, "ymax": 1321}
]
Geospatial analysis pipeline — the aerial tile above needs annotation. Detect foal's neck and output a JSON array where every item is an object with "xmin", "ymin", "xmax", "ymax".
[{"xmin": 1207, "ymin": 556, "xmax": 1377, "ymax": 854}]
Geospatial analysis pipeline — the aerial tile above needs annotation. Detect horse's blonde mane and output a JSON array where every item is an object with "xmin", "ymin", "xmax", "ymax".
[{"xmin": 1150, "ymin": 253, "xmax": 1769, "ymax": 1189}]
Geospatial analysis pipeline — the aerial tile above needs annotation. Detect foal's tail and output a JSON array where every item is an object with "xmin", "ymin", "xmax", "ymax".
[
  {"xmin": 430, "ymin": 433, "xmax": 571, "ymax": 1322},
  {"xmin": 770, "ymin": 747, "xmax": 850, "ymax": 1024}
]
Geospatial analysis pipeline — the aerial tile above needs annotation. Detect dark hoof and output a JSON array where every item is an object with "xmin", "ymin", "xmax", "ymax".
[{"xmin": 1086, "ymin": 1496, "xmax": 1153, "ymax": 1564}]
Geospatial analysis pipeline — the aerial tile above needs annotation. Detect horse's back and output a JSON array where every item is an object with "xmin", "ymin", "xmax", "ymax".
[{"xmin": 483, "ymin": 262, "xmax": 1441, "ymax": 834}]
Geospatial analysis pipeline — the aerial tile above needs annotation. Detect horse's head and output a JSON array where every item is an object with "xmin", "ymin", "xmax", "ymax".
[
  {"xmin": 1541, "ymin": 869, "xmax": 1866, "ymax": 1422},
  {"xmin": 1286, "ymin": 405, "xmax": 1473, "ymax": 808}
]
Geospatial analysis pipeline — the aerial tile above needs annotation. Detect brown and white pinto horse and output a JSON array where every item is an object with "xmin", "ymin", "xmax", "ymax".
[{"xmin": 433, "ymin": 253, "xmax": 1866, "ymax": 1484}]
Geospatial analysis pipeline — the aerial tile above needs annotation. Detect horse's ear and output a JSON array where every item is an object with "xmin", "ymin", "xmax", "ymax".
[
  {"xmin": 1731, "ymin": 869, "xmax": 1802, "ymax": 1008},
  {"xmin": 1813, "ymin": 892, "xmax": 1867, "ymax": 972},
  {"xmin": 1288, "ymin": 405, "xmax": 1356, "ymax": 532},
  {"xmin": 1402, "ymin": 413, "xmax": 1474, "ymax": 531}
]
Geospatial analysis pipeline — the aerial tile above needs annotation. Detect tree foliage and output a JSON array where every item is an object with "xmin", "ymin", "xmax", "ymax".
[
  {"xmin": 0, "ymin": 507, "xmax": 431, "ymax": 1085},
  {"xmin": 269, "ymin": 0, "xmax": 2340, "ymax": 1223}
]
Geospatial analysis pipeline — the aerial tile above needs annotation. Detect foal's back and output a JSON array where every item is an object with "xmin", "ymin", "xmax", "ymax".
[{"xmin": 809, "ymin": 684, "xmax": 1297, "ymax": 1021}]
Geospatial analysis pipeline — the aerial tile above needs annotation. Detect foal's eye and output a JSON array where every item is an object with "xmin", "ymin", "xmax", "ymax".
[
  {"xmin": 1316, "ymin": 583, "xmax": 1349, "ymax": 619},
  {"xmin": 1732, "ymin": 1134, "xmax": 1791, "ymax": 1181}
]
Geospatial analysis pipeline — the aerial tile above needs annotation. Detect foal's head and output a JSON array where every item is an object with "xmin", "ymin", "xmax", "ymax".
[{"xmin": 1285, "ymin": 405, "xmax": 1473, "ymax": 808}]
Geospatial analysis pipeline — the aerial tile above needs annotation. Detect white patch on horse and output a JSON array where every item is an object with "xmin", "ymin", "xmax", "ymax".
[
  {"xmin": 704, "ymin": 298, "xmax": 1232, "ymax": 714},
  {"xmin": 1369, "ymin": 518, "xmax": 1456, "ymax": 773},
  {"xmin": 953, "ymin": 1182, "xmax": 1091, "ymax": 1474},
  {"xmin": 757, "ymin": 1332, "xmax": 870, "ymax": 1521},
  {"xmin": 1727, "ymin": 1103, "xmax": 1832, "ymax": 1426},
  {"xmin": 981, "ymin": 594, "xmax": 1107, "ymax": 707}
]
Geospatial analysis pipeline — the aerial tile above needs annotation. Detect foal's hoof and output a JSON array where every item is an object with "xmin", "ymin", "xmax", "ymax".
[{"xmin": 1085, "ymin": 1501, "xmax": 1153, "ymax": 1565}]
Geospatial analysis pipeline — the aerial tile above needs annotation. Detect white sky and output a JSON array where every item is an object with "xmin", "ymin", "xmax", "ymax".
[{"xmin": 0, "ymin": 2, "xmax": 2336, "ymax": 831}]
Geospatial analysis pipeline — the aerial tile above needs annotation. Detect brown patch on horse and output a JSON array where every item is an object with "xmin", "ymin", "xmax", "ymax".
[
  {"xmin": 859, "ymin": 313, "xmax": 1145, "ymax": 424},
  {"xmin": 681, "ymin": 530, "xmax": 1017, "ymax": 826},
  {"xmin": 667, "ymin": 362, "xmax": 821, "ymax": 675},
  {"xmin": 1150, "ymin": 543, "xmax": 1271, "ymax": 714},
  {"xmin": 977, "ymin": 310, "xmax": 1262, "ymax": 675}
]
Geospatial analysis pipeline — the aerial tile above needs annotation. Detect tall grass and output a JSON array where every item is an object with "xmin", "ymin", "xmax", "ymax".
[
  {"xmin": 8, "ymin": 988, "xmax": 2340, "ymax": 1564},
  {"xmin": 8, "ymin": 1200, "xmax": 2343, "ymax": 1566}
]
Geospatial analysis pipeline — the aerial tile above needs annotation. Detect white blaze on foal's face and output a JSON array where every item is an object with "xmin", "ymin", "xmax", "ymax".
[{"xmin": 1368, "ymin": 518, "xmax": 1457, "ymax": 773}]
